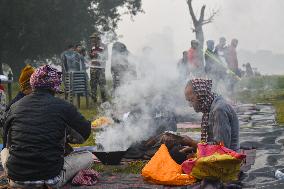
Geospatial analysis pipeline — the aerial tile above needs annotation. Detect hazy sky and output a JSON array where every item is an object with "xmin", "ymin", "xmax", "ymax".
[{"xmin": 117, "ymin": 0, "xmax": 284, "ymax": 57}]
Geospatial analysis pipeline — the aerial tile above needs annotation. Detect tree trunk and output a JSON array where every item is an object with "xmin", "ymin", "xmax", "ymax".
[
  {"xmin": 195, "ymin": 25, "xmax": 204, "ymax": 51},
  {"xmin": 195, "ymin": 25, "xmax": 205, "ymax": 67}
]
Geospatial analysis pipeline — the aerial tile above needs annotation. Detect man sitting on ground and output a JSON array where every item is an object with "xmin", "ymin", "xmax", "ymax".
[
  {"xmin": 183, "ymin": 78, "xmax": 240, "ymax": 151},
  {"xmin": 1, "ymin": 65, "xmax": 93, "ymax": 188},
  {"xmin": 159, "ymin": 78, "xmax": 239, "ymax": 164}
]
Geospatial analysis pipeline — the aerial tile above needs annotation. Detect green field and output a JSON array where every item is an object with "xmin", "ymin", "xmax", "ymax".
[{"xmin": 237, "ymin": 75, "xmax": 284, "ymax": 125}]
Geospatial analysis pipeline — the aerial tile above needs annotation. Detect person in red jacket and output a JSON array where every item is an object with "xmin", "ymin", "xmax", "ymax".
[{"xmin": 188, "ymin": 40, "xmax": 203, "ymax": 77}]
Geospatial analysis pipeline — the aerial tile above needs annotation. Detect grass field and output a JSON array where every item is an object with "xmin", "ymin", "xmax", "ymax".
[{"xmin": 237, "ymin": 76, "xmax": 284, "ymax": 125}]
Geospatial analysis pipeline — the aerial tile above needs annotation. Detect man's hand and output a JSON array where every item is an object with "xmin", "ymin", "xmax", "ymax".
[
  {"xmin": 179, "ymin": 146, "xmax": 194, "ymax": 154},
  {"xmin": 64, "ymin": 143, "xmax": 74, "ymax": 156},
  {"xmin": 160, "ymin": 133, "xmax": 183, "ymax": 149},
  {"xmin": 66, "ymin": 126, "xmax": 85, "ymax": 144},
  {"xmin": 179, "ymin": 146, "xmax": 196, "ymax": 159},
  {"xmin": 160, "ymin": 134, "xmax": 176, "ymax": 149},
  {"xmin": 181, "ymin": 136, "xmax": 198, "ymax": 149}
]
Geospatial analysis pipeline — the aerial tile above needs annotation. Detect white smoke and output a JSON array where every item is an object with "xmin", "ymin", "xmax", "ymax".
[{"xmin": 95, "ymin": 28, "xmax": 194, "ymax": 151}]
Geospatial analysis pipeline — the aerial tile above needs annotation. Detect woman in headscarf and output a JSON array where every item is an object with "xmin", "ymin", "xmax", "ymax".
[
  {"xmin": 6, "ymin": 65, "xmax": 35, "ymax": 112},
  {"xmin": 1, "ymin": 65, "xmax": 93, "ymax": 188}
]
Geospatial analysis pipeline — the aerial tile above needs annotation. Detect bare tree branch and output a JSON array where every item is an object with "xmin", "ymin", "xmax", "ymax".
[
  {"xmin": 186, "ymin": 0, "xmax": 197, "ymax": 24},
  {"xmin": 198, "ymin": 5, "xmax": 206, "ymax": 23},
  {"xmin": 185, "ymin": 0, "xmax": 218, "ymax": 51},
  {"xmin": 201, "ymin": 9, "xmax": 219, "ymax": 25}
]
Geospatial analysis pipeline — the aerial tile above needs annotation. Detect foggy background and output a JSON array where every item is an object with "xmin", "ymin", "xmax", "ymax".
[
  {"xmin": 115, "ymin": 0, "xmax": 284, "ymax": 75},
  {"xmin": 97, "ymin": 0, "xmax": 284, "ymax": 151}
]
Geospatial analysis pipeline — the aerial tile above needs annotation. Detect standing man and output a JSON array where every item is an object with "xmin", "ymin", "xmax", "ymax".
[
  {"xmin": 204, "ymin": 40, "xmax": 226, "ymax": 81},
  {"xmin": 111, "ymin": 42, "xmax": 130, "ymax": 91},
  {"xmin": 61, "ymin": 44, "xmax": 83, "ymax": 100},
  {"xmin": 75, "ymin": 44, "xmax": 87, "ymax": 72},
  {"xmin": 244, "ymin": 62, "xmax": 254, "ymax": 77},
  {"xmin": 188, "ymin": 40, "xmax": 203, "ymax": 77},
  {"xmin": 204, "ymin": 40, "xmax": 216, "ymax": 74},
  {"xmin": 89, "ymin": 33, "xmax": 108, "ymax": 103},
  {"xmin": 225, "ymin": 39, "xmax": 240, "ymax": 76},
  {"xmin": 177, "ymin": 51, "xmax": 189, "ymax": 81},
  {"xmin": 61, "ymin": 45, "xmax": 81, "ymax": 72},
  {"xmin": 214, "ymin": 37, "xmax": 227, "ymax": 60}
]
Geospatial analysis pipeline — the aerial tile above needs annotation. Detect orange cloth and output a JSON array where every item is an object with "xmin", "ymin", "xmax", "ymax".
[
  {"xmin": 141, "ymin": 144, "xmax": 196, "ymax": 186},
  {"xmin": 19, "ymin": 65, "xmax": 35, "ymax": 91}
]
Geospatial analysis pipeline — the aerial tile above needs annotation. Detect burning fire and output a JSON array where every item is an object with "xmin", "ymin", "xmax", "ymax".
[{"xmin": 91, "ymin": 117, "xmax": 112, "ymax": 128}]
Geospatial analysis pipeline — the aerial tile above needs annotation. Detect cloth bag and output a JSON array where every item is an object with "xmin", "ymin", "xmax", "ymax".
[
  {"xmin": 181, "ymin": 143, "xmax": 246, "ymax": 182},
  {"xmin": 141, "ymin": 144, "xmax": 196, "ymax": 186},
  {"xmin": 72, "ymin": 169, "xmax": 99, "ymax": 186}
]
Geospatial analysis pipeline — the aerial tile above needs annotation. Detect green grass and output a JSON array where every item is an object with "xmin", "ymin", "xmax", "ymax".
[
  {"xmin": 237, "ymin": 76, "xmax": 284, "ymax": 125},
  {"xmin": 237, "ymin": 75, "xmax": 284, "ymax": 90},
  {"xmin": 92, "ymin": 160, "xmax": 147, "ymax": 174},
  {"xmin": 177, "ymin": 128, "xmax": 201, "ymax": 133},
  {"xmin": 275, "ymin": 101, "xmax": 284, "ymax": 124}
]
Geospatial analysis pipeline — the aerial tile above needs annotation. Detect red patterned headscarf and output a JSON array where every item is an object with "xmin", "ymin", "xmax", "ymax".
[
  {"xmin": 30, "ymin": 65, "xmax": 62, "ymax": 93},
  {"xmin": 189, "ymin": 78, "xmax": 217, "ymax": 142}
]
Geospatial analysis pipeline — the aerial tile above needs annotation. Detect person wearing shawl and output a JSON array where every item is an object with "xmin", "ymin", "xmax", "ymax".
[
  {"xmin": 1, "ymin": 65, "xmax": 93, "ymax": 188},
  {"xmin": 183, "ymin": 78, "xmax": 240, "ymax": 151},
  {"xmin": 6, "ymin": 65, "xmax": 35, "ymax": 112}
]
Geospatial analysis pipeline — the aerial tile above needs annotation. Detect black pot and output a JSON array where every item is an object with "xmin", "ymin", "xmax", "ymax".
[{"xmin": 93, "ymin": 151, "xmax": 126, "ymax": 165}]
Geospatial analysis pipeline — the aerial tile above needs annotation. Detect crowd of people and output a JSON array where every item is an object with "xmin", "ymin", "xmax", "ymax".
[
  {"xmin": 60, "ymin": 34, "xmax": 258, "ymax": 106},
  {"xmin": 0, "ymin": 34, "xmax": 250, "ymax": 188},
  {"xmin": 177, "ymin": 37, "xmax": 240, "ymax": 79},
  {"xmin": 60, "ymin": 33, "xmax": 137, "ymax": 104},
  {"xmin": 177, "ymin": 37, "xmax": 257, "ymax": 85}
]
